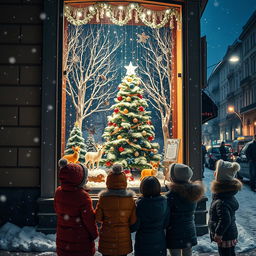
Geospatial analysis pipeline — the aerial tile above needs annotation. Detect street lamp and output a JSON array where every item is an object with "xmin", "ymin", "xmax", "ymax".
[
  {"xmin": 207, "ymin": 55, "xmax": 240, "ymax": 69},
  {"xmin": 227, "ymin": 105, "xmax": 243, "ymax": 130}
]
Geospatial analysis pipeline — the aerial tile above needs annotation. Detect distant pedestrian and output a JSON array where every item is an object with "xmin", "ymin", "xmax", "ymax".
[
  {"xmin": 133, "ymin": 176, "xmax": 170, "ymax": 256},
  {"xmin": 202, "ymin": 143, "xmax": 207, "ymax": 178},
  {"xmin": 95, "ymin": 164, "xmax": 136, "ymax": 256},
  {"xmin": 245, "ymin": 134, "xmax": 256, "ymax": 192},
  {"xmin": 54, "ymin": 159, "xmax": 98, "ymax": 256},
  {"xmin": 208, "ymin": 160, "xmax": 242, "ymax": 256},
  {"xmin": 219, "ymin": 142, "xmax": 227, "ymax": 161},
  {"xmin": 165, "ymin": 163, "xmax": 205, "ymax": 256}
]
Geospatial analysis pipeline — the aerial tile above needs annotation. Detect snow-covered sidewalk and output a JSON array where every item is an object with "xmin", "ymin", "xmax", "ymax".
[{"xmin": 0, "ymin": 168, "xmax": 255, "ymax": 255}]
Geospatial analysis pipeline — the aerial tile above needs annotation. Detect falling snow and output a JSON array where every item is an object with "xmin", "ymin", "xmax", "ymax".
[
  {"xmin": 33, "ymin": 137, "xmax": 40, "ymax": 143},
  {"xmin": 8, "ymin": 57, "xmax": 16, "ymax": 64},
  {"xmin": 0, "ymin": 195, "xmax": 7, "ymax": 203},
  {"xmin": 40, "ymin": 13, "xmax": 47, "ymax": 20}
]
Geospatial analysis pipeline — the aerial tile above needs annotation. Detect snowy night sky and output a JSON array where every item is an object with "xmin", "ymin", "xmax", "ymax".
[{"xmin": 201, "ymin": 0, "xmax": 256, "ymax": 76}]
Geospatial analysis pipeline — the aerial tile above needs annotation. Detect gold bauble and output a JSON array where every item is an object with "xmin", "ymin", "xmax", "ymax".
[
  {"xmin": 110, "ymin": 147, "xmax": 115, "ymax": 151},
  {"xmin": 142, "ymin": 130, "xmax": 147, "ymax": 136},
  {"xmin": 134, "ymin": 151, "xmax": 139, "ymax": 157},
  {"xmin": 126, "ymin": 96, "xmax": 131, "ymax": 102},
  {"xmin": 123, "ymin": 109, "xmax": 129, "ymax": 114},
  {"xmin": 133, "ymin": 118, "xmax": 138, "ymax": 123},
  {"xmin": 127, "ymin": 78, "xmax": 132, "ymax": 82},
  {"xmin": 117, "ymin": 135, "xmax": 122, "ymax": 140},
  {"xmin": 153, "ymin": 149, "xmax": 158, "ymax": 154}
]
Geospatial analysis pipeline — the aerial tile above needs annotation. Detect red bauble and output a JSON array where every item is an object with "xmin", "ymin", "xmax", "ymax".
[
  {"xmin": 117, "ymin": 96, "xmax": 123, "ymax": 101},
  {"xmin": 114, "ymin": 108, "xmax": 119, "ymax": 113},
  {"xmin": 118, "ymin": 147, "xmax": 124, "ymax": 152},
  {"xmin": 148, "ymin": 136, "xmax": 154, "ymax": 141},
  {"xmin": 138, "ymin": 106, "xmax": 145, "ymax": 112},
  {"xmin": 138, "ymin": 94, "xmax": 143, "ymax": 99},
  {"xmin": 118, "ymin": 86, "xmax": 121, "ymax": 90},
  {"xmin": 106, "ymin": 161, "xmax": 112, "ymax": 167},
  {"xmin": 147, "ymin": 120, "xmax": 152, "ymax": 125},
  {"xmin": 108, "ymin": 122, "xmax": 113, "ymax": 126},
  {"xmin": 113, "ymin": 123, "xmax": 117, "ymax": 127}
]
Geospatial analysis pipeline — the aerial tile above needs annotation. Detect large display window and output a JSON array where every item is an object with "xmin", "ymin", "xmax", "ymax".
[{"xmin": 61, "ymin": 0, "xmax": 183, "ymax": 188}]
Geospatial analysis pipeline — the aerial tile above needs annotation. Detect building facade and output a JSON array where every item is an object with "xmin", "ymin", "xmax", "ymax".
[{"xmin": 205, "ymin": 10, "xmax": 256, "ymax": 144}]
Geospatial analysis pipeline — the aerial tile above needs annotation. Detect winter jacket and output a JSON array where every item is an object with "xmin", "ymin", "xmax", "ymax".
[
  {"xmin": 165, "ymin": 181, "xmax": 205, "ymax": 249},
  {"xmin": 245, "ymin": 140, "xmax": 256, "ymax": 162},
  {"xmin": 219, "ymin": 145, "xmax": 227, "ymax": 160},
  {"xmin": 208, "ymin": 179, "xmax": 242, "ymax": 241},
  {"xmin": 54, "ymin": 163, "xmax": 98, "ymax": 256},
  {"xmin": 95, "ymin": 171, "xmax": 137, "ymax": 256},
  {"xmin": 133, "ymin": 195, "xmax": 169, "ymax": 256}
]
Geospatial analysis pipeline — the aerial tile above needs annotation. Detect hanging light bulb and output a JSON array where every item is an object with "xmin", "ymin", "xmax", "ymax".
[
  {"xmin": 166, "ymin": 9, "xmax": 171, "ymax": 14},
  {"xmin": 141, "ymin": 13, "xmax": 146, "ymax": 19},
  {"xmin": 89, "ymin": 6, "xmax": 94, "ymax": 11},
  {"xmin": 118, "ymin": 5, "xmax": 124, "ymax": 10},
  {"xmin": 130, "ymin": 3, "xmax": 135, "ymax": 9},
  {"xmin": 106, "ymin": 11, "xmax": 111, "ymax": 17},
  {"xmin": 147, "ymin": 10, "xmax": 152, "ymax": 15},
  {"xmin": 77, "ymin": 11, "xmax": 82, "ymax": 17}
]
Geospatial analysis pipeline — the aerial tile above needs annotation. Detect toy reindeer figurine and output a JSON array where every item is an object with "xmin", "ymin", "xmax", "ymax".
[
  {"xmin": 63, "ymin": 146, "xmax": 80, "ymax": 163},
  {"xmin": 85, "ymin": 144, "xmax": 105, "ymax": 170},
  {"xmin": 140, "ymin": 161, "xmax": 160, "ymax": 180}
]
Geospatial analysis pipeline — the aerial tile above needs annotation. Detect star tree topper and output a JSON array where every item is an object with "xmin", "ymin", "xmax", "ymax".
[{"xmin": 125, "ymin": 62, "xmax": 138, "ymax": 75}]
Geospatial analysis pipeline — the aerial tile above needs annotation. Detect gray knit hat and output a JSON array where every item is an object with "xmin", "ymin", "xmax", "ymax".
[
  {"xmin": 215, "ymin": 160, "xmax": 240, "ymax": 182},
  {"xmin": 169, "ymin": 163, "xmax": 193, "ymax": 183}
]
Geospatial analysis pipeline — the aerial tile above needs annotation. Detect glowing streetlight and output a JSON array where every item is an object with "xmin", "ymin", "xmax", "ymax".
[
  {"xmin": 229, "ymin": 56, "xmax": 240, "ymax": 63},
  {"xmin": 227, "ymin": 105, "xmax": 243, "ymax": 128},
  {"xmin": 228, "ymin": 106, "xmax": 234, "ymax": 113}
]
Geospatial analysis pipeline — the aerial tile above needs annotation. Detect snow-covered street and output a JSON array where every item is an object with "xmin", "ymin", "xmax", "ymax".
[{"xmin": 0, "ymin": 167, "xmax": 256, "ymax": 255}]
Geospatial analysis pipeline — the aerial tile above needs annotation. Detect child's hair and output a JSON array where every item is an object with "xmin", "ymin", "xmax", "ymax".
[{"xmin": 140, "ymin": 176, "xmax": 161, "ymax": 197}]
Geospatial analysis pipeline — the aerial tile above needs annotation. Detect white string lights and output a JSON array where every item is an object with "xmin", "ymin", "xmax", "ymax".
[{"xmin": 64, "ymin": 2, "xmax": 182, "ymax": 29}]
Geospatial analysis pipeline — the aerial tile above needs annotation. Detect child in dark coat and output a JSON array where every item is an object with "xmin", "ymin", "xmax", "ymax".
[
  {"xmin": 54, "ymin": 159, "xmax": 98, "ymax": 256},
  {"xmin": 208, "ymin": 160, "xmax": 242, "ymax": 256},
  {"xmin": 166, "ymin": 163, "xmax": 205, "ymax": 256},
  {"xmin": 133, "ymin": 176, "xmax": 169, "ymax": 256}
]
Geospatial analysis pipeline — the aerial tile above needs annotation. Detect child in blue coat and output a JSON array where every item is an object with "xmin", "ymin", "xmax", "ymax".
[{"xmin": 133, "ymin": 176, "xmax": 169, "ymax": 256}]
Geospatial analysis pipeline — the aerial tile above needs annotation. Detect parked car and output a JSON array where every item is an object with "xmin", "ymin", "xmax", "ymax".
[
  {"xmin": 235, "ymin": 143, "xmax": 250, "ymax": 180},
  {"xmin": 205, "ymin": 145, "xmax": 233, "ymax": 170},
  {"xmin": 232, "ymin": 136, "xmax": 253, "ymax": 154}
]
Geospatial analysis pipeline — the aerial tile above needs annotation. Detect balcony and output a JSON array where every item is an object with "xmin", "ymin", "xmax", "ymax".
[
  {"xmin": 240, "ymin": 76, "xmax": 252, "ymax": 87},
  {"xmin": 240, "ymin": 102, "xmax": 256, "ymax": 114}
]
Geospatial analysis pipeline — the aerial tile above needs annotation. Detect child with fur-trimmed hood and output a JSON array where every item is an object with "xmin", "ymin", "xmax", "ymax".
[
  {"xmin": 165, "ymin": 163, "xmax": 205, "ymax": 256},
  {"xmin": 208, "ymin": 160, "xmax": 242, "ymax": 256},
  {"xmin": 95, "ymin": 164, "xmax": 137, "ymax": 256}
]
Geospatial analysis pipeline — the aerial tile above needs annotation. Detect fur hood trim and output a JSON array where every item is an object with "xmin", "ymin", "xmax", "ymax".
[
  {"xmin": 167, "ymin": 181, "xmax": 205, "ymax": 202},
  {"xmin": 211, "ymin": 178, "xmax": 243, "ymax": 194},
  {"xmin": 98, "ymin": 188, "xmax": 136, "ymax": 198}
]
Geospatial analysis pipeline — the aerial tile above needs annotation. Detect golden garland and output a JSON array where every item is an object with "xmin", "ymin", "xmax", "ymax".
[{"xmin": 64, "ymin": 3, "xmax": 181, "ymax": 29}]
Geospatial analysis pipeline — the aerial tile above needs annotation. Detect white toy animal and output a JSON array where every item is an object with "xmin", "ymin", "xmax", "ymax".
[{"xmin": 85, "ymin": 144, "xmax": 105, "ymax": 170}]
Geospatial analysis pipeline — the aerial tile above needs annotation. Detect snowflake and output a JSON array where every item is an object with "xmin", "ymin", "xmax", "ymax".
[
  {"xmin": 33, "ymin": 137, "xmax": 40, "ymax": 143},
  {"xmin": 40, "ymin": 12, "xmax": 47, "ymax": 20},
  {"xmin": 63, "ymin": 214, "xmax": 69, "ymax": 220},
  {"xmin": 26, "ymin": 153, "xmax": 31, "ymax": 158},
  {"xmin": 0, "ymin": 195, "xmax": 7, "ymax": 202},
  {"xmin": 47, "ymin": 105, "xmax": 53, "ymax": 111},
  {"xmin": 31, "ymin": 48, "xmax": 37, "ymax": 53},
  {"xmin": 9, "ymin": 57, "xmax": 16, "ymax": 64}
]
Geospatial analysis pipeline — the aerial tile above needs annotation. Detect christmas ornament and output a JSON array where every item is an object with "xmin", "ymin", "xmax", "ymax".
[
  {"xmin": 138, "ymin": 94, "xmax": 143, "ymax": 99},
  {"xmin": 113, "ymin": 123, "xmax": 117, "ymax": 127},
  {"xmin": 149, "ymin": 152, "xmax": 154, "ymax": 157},
  {"xmin": 110, "ymin": 147, "xmax": 115, "ymax": 151},
  {"xmin": 117, "ymin": 96, "xmax": 123, "ymax": 101},
  {"xmin": 133, "ymin": 139, "xmax": 138, "ymax": 142},
  {"xmin": 148, "ymin": 136, "xmax": 154, "ymax": 141},
  {"xmin": 130, "ymin": 84, "xmax": 135, "ymax": 89},
  {"xmin": 142, "ymin": 130, "xmax": 147, "ymax": 136},
  {"xmin": 106, "ymin": 161, "xmax": 112, "ymax": 167},
  {"xmin": 123, "ymin": 109, "xmax": 129, "ymax": 114},
  {"xmin": 147, "ymin": 120, "xmax": 152, "ymax": 125},
  {"xmin": 114, "ymin": 108, "xmax": 119, "ymax": 113},
  {"xmin": 127, "ymin": 158, "xmax": 134, "ymax": 165},
  {"xmin": 127, "ymin": 78, "xmax": 133, "ymax": 82},
  {"xmin": 133, "ymin": 118, "xmax": 138, "ymax": 123},
  {"xmin": 118, "ymin": 86, "xmax": 121, "ymax": 90},
  {"xmin": 137, "ymin": 32, "xmax": 150, "ymax": 43},
  {"xmin": 117, "ymin": 135, "xmax": 122, "ymax": 140},
  {"xmin": 124, "ymin": 169, "xmax": 134, "ymax": 181},
  {"xmin": 126, "ymin": 96, "xmax": 131, "ymax": 102},
  {"xmin": 138, "ymin": 106, "xmax": 145, "ymax": 112},
  {"xmin": 153, "ymin": 149, "xmax": 158, "ymax": 154},
  {"xmin": 108, "ymin": 122, "xmax": 113, "ymax": 126},
  {"xmin": 134, "ymin": 151, "xmax": 139, "ymax": 157},
  {"xmin": 118, "ymin": 147, "xmax": 124, "ymax": 152}
]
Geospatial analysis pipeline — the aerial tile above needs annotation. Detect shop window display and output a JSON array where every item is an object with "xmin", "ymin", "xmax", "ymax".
[{"xmin": 61, "ymin": 1, "xmax": 182, "ymax": 188}]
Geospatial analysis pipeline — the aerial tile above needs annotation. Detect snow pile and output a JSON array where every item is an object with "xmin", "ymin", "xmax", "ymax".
[
  {"xmin": 88, "ymin": 169, "xmax": 107, "ymax": 178},
  {"xmin": 0, "ymin": 222, "xmax": 56, "ymax": 252}
]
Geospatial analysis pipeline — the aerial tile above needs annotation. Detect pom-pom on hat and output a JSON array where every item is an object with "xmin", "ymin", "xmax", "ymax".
[
  {"xmin": 169, "ymin": 163, "xmax": 193, "ymax": 183},
  {"xmin": 106, "ymin": 164, "xmax": 127, "ymax": 189},
  {"xmin": 58, "ymin": 158, "xmax": 88, "ymax": 188},
  {"xmin": 215, "ymin": 160, "xmax": 240, "ymax": 182}
]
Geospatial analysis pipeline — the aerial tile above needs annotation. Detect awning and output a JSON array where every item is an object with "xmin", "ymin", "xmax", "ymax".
[{"xmin": 202, "ymin": 90, "xmax": 218, "ymax": 124}]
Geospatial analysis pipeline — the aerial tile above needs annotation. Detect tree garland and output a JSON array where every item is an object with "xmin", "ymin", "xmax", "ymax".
[{"xmin": 64, "ymin": 2, "xmax": 182, "ymax": 29}]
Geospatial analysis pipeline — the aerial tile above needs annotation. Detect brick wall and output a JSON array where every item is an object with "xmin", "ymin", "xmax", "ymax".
[{"xmin": 0, "ymin": 0, "xmax": 43, "ymax": 226}]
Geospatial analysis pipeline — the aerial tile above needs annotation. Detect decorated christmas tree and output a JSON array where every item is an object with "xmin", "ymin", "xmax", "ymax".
[
  {"xmin": 102, "ymin": 62, "xmax": 161, "ymax": 170},
  {"xmin": 64, "ymin": 122, "xmax": 87, "ymax": 162}
]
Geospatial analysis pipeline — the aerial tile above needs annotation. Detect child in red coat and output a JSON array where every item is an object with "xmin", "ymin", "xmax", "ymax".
[{"xmin": 54, "ymin": 159, "xmax": 98, "ymax": 256}]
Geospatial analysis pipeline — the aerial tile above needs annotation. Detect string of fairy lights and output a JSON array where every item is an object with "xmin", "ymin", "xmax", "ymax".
[{"xmin": 64, "ymin": 2, "xmax": 182, "ymax": 29}]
